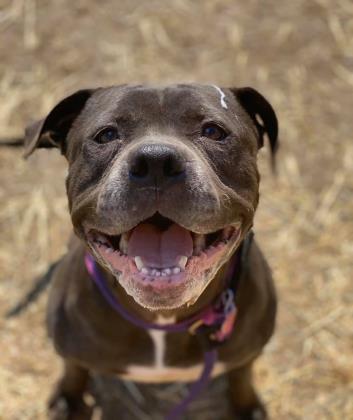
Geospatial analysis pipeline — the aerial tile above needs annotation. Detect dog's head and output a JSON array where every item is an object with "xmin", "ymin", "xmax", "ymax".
[{"xmin": 25, "ymin": 84, "xmax": 278, "ymax": 310}]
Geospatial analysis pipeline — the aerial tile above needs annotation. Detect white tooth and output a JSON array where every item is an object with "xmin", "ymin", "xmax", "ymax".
[
  {"xmin": 151, "ymin": 269, "xmax": 157, "ymax": 276},
  {"xmin": 222, "ymin": 227, "xmax": 230, "ymax": 240},
  {"xmin": 105, "ymin": 247, "xmax": 113, "ymax": 254},
  {"xmin": 155, "ymin": 271, "xmax": 161, "ymax": 277},
  {"xmin": 177, "ymin": 256, "xmax": 188, "ymax": 270},
  {"xmin": 193, "ymin": 234, "xmax": 206, "ymax": 255},
  {"xmin": 119, "ymin": 233, "xmax": 129, "ymax": 254},
  {"xmin": 97, "ymin": 233, "xmax": 107, "ymax": 243},
  {"xmin": 173, "ymin": 267, "xmax": 181, "ymax": 274},
  {"xmin": 161, "ymin": 271, "xmax": 167, "ymax": 277},
  {"xmin": 134, "ymin": 256, "xmax": 144, "ymax": 271},
  {"xmin": 141, "ymin": 267, "xmax": 148, "ymax": 275},
  {"xmin": 164, "ymin": 268, "xmax": 172, "ymax": 275}
]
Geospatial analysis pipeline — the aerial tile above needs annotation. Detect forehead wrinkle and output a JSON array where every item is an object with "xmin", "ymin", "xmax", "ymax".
[
  {"xmin": 163, "ymin": 88, "xmax": 207, "ymax": 121},
  {"xmin": 118, "ymin": 87, "xmax": 163, "ymax": 117}
]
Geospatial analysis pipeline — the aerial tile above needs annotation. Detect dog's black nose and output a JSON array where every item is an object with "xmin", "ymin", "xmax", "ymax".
[{"xmin": 128, "ymin": 144, "xmax": 186, "ymax": 187}]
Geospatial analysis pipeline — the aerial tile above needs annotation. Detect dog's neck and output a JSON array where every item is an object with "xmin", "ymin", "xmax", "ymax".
[{"xmin": 100, "ymin": 263, "xmax": 229, "ymax": 324}]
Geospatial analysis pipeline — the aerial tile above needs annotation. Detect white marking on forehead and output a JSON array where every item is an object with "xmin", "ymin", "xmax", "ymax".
[{"xmin": 212, "ymin": 85, "xmax": 228, "ymax": 109}]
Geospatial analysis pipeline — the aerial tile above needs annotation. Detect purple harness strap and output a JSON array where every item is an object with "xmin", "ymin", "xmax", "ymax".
[{"xmin": 84, "ymin": 252, "xmax": 239, "ymax": 419}]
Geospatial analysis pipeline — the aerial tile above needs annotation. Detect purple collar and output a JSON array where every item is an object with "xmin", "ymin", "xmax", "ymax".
[{"xmin": 84, "ymin": 238, "xmax": 247, "ymax": 420}]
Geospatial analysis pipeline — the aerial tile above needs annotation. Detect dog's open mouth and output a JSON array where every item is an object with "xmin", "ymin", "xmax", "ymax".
[{"xmin": 87, "ymin": 213, "xmax": 241, "ymax": 291}]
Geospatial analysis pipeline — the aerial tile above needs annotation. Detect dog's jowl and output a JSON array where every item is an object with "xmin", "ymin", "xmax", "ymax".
[{"xmin": 25, "ymin": 84, "xmax": 278, "ymax": 419}]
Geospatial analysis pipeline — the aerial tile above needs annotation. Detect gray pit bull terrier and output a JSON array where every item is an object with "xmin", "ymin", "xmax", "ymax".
[{"xmin": 24, "ymin": 84, "xmax": 278, "ymax": 419}]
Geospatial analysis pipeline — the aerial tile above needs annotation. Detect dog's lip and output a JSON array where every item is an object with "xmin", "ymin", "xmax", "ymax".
[
  {"xmin": 84, "ymin": 220, "xmax": 242, "ymax": 240},
  {"xmin": 86, "ymin": 222, "xmax": 242, "ymax": 292},
  {"xmin": 85, "ymin": 223, "xmax": 242, "ymax": 263},
  {"xmin": 85, "ymin": 220, "xmax": 242, "ymax": 253}
]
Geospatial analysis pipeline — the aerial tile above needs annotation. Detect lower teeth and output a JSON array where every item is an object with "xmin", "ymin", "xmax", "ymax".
[
  {"xmin": 134, "ymin": 256, "xmax": 186, "ymax": 277},
  {"xmin": 138, "ymin": 266, "xmax": 181, "ymax": 277}
]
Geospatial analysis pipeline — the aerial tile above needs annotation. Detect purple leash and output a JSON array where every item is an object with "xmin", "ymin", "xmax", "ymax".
[
  {"xmin": 85, "ymin": 252, "xmax": 240, "ymax": 419},
  {"xmin": 166, "ymin": 350, "xmax": 217, "ymax": 420}
]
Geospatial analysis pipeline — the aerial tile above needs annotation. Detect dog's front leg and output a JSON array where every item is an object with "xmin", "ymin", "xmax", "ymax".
[
  {"xmin": 228, "ymin": 362, "xmax": 267, "ymax": 420},
  {"xmin": 48, "ymin": 359, "xmax": 92, "ymax": 420}
]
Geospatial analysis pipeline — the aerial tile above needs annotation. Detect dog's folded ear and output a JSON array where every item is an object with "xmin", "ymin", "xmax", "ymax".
[
  {"xmin": 231, "ymin": 87, "xmax": 279, "ymax": 168},
  {"xmin": 24, "ymin": 89, "xmax": 95, "ymax": 158}
]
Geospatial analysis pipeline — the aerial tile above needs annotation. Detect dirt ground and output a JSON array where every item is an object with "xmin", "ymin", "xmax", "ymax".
[{"xmin": 0, "ymin": 0, "xmax": 352, "ymax": 419}]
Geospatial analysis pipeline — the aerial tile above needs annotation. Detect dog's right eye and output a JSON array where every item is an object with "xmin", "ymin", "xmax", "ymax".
[
  {"xmin": 94, "ymin": 127, "xmax": 120, "ymax": 143},
  {"xmin": 201, "ymin": 123, "xmax": 228, "ymax": 141}
]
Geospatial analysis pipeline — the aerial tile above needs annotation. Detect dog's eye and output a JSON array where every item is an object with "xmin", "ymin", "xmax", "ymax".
[
  {"xmin": 201, "ymin": 124, "xmax": 227, "ymax": 141},
  {"xmin": 94, "ymin": 127, "xmax": 119, "ymax": 143}
]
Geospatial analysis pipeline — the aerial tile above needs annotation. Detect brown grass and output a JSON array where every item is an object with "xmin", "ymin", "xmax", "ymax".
[{"xmin": 0, "ymin": 0, "xmax": 352, "ymax": 418}]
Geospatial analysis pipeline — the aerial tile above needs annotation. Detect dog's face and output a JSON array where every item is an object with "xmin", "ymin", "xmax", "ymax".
[{"xmin": 25, "ymin": 84, "xmax": 278, "ymax": 310}]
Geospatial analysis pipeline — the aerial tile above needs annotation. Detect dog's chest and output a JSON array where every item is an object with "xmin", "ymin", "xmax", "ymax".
[{"xmin": 119, "ymin": 316, "xmax": 227, "ymax": 383}]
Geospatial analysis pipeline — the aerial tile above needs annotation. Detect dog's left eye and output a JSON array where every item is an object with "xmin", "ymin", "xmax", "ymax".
[
  {"xmin": 201, "ymin": 123, "xmax": 227, "ymax": 141},
  {"xmin": 94, "ymin": 127, "xmax": 120, "ymax": 143}
]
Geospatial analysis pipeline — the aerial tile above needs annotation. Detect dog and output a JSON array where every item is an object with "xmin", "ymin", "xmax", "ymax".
[{"xmin": 24, "ymin": 83, "xmax": 278, "ymax": 419}]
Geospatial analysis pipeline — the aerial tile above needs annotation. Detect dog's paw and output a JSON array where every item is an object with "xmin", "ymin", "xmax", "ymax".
[
  {"xmin": 233, "ymin": 404, "xmax": 267, "ymax": 420},
  {"xmin": 48, "ymin": 393, "xmax": 92, "ymax": 420}
]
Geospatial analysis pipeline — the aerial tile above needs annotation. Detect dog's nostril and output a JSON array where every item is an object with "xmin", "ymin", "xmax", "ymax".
[
  {"xmin": 163, "ymin": 156, "xmax": 185, "ymax": 178},
  {"xmin": 129, "ymin": 156, "xmax": 149, "ymax": 178}
]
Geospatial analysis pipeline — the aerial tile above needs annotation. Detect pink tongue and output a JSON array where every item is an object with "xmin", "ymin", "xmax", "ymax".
[{"xmin": 127, "ymin": 223, "xmax": 193, "ymax": 268}]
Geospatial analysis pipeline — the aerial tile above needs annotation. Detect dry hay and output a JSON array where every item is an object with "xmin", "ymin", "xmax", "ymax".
[{"xmin": 0, "ymin": 0, "xmax": 352, "ymax": 418}]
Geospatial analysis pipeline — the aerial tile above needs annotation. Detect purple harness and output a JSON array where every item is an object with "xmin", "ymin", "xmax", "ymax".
[{"xmin": 84, "ymin": 233, "xmax": 253, "ymax": 419}]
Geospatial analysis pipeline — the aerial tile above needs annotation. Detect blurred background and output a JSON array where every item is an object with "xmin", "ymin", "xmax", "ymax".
[{"xmin": 0, "ymin": 0, "xmax": 352, "ymax": 418}]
